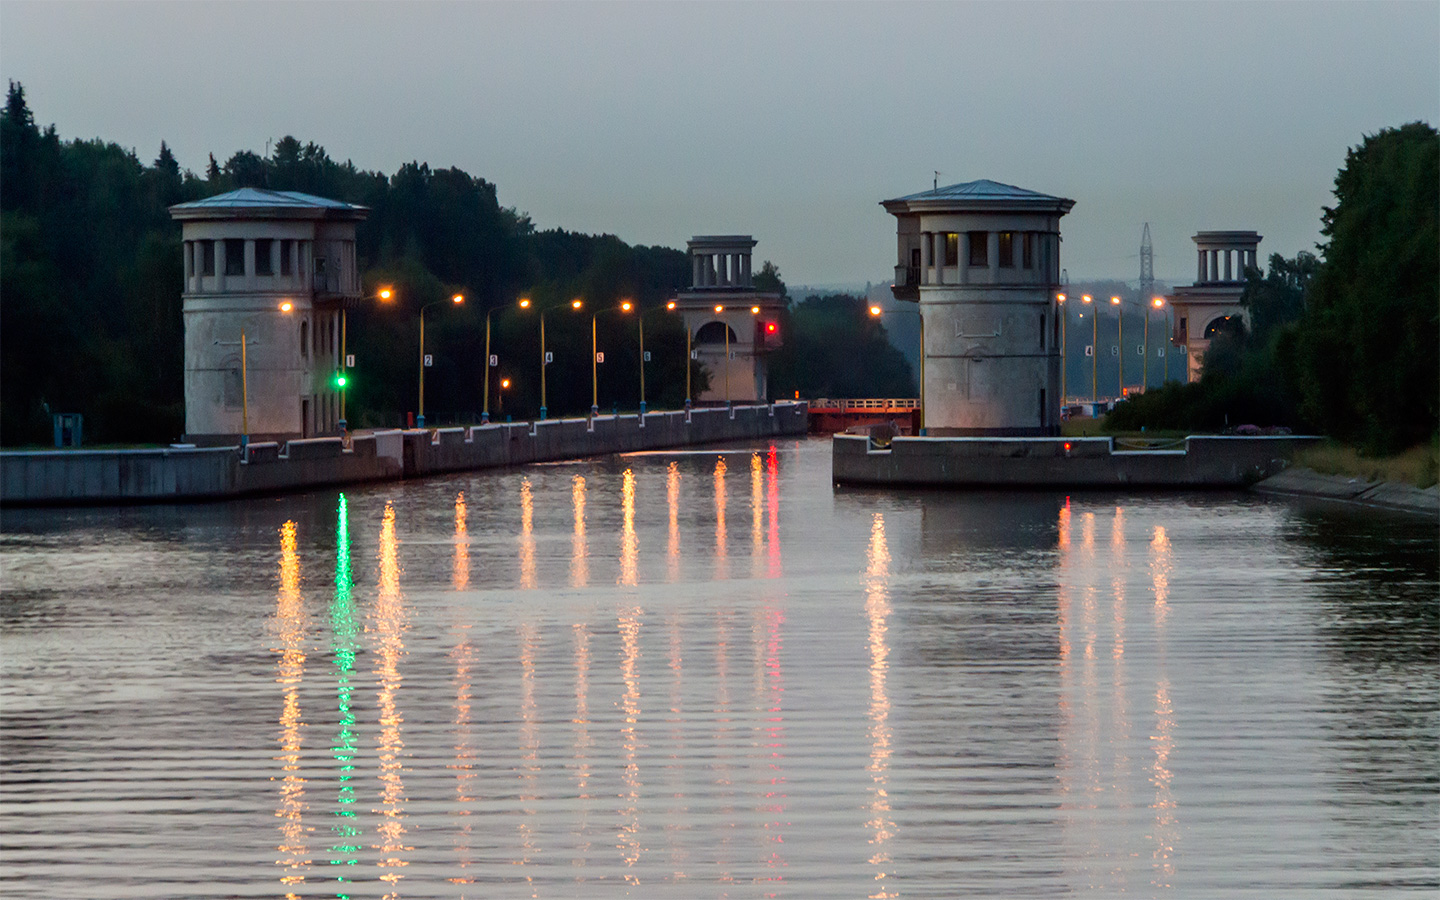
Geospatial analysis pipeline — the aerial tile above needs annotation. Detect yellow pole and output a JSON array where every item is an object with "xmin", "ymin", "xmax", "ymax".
[
  {"xmin": 918, "ymin": 313, "xmax": 926, "ymax": 433},
  {"xmin": 482, "ymin": 311, "xmax": 491, "ymax": 422},
  {"xmin": 240, "ymin": 330, "xmax": 249, "ymax": 438},
  {"xmin": 339, "ymin": 311, "xmax": 347, "ymax": 425},
  {"xmin": 1060, "ymin": 303, "xmax": 1067, "ymax": 403},
  {"xmin": 1143, "ymin": 307, "xmax": 1150, "ymax": 393},
  {"xmin": 638, "ymin": 314, "xmax": 646, "ymax": 413},
  {"xmin": 1117, "ymin": 306, "xmax": 1124, "ymax": 398},
  {"xmin": 1091, "ymin": 312, "xmax": 1098, "ymax": 403},
  {"xmin": 685, "ymin": 325, "xmax": 692, "ymax": 407},
  {"xmin": 540, "ymin": 312, "xmax": 547, "ymax": 419},
  {"xmin": 418, "ymin": 311, "xmax": 426, "ymax": 425},
  {"xmin": 723, "ymin": 318, "xmax": 730, "ymax": 405},
  {"xmin": 591, "ymin": 313, "xmax": 599, "ymax": 415}
]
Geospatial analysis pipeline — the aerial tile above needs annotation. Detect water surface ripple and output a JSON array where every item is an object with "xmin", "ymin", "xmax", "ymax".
[{"xmin": 2, "ymin": 438, "xmax": 1436, "ymax": 898}]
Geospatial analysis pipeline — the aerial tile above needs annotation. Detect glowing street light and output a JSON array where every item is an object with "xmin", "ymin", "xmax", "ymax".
[
  {"xmin": 1111, "ymin": 295, "xmax": 1123, "ymax": 398},
  {"xmin": 338, "ymin": 285, "xmax": 394, "ymax": 432},
  {"xmin": 1082, "ymin": 295, "xmax": 1096, "ymax": 402},
  {"xmin": 1147, "ymin": 296, "xmax": 1166, "ymax": 391},
  {"xmin": 870, "ymin": 303, "xmax": 926, "ymax": 433},
  {"xmin": 416, "ymin": 292, "xmax": 464, "ymax": 428},
  {"xmin": 1057, "ymin": 293, "xmax": 1067, "ymax": 403},
  {"xmin": 519, "ymin": 297, "xmax": 581, "ymax": 419}
]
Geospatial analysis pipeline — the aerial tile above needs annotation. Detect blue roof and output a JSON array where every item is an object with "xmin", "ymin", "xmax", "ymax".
[
  {"xmin": 170, "ymin": 187, "xmax": 366, "ymax": 212},
  {"xmin": 887, "ymin": 178, "xmax": 1068, "ymax": 204}
]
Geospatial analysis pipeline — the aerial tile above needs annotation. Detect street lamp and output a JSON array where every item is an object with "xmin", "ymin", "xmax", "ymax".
[
  {"xmin": 519, "ymin": 297, "xmax": 582, "ymax": 420},
  {"xmin": 711, "ymin": 304, "xmax": 758, "ymax": 408},
  {"xmin": 1111, "ymin": 295, "xmax": 1123, "ymax": 398},
  {"xmin": 1082, "ymin": 295, "xmax": 1096, "ymax": 402},
  {"xmin": 337, "ymin": 285, "xmax": 394, "ymax": 432},
  {"xmin": 665, "ymin": 300, "xmax": 693, "ymax": 409},
  {"xmin": 1145, "ymin": 296, "xmax": 1165, "ymax": 392},
  {"xmin": 869, "ymin": 303, "xmax": 926, "ymax": 433},
  {"xmin": 417, "ymin": 292, "xmax": 464, "ymax": 428},
  {"xmin": 479, "ymin": 299, "xmax": 516, "ymax": 425},
  {"xmin": 498, "ymin": 377, "xmax": 511, "ymax": 419},
  {"xmin": 213, "ymin": 299, "xmax": 292, "ymax": 448},
  {"xmin": 1057, "ymin": 293, "xmax": 1067, "ymax": 404}
]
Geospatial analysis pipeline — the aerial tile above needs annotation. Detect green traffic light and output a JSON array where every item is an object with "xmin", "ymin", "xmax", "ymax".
[{"xmin": 333, "ymin": 372, "xmax": 347, "ymax": 389}]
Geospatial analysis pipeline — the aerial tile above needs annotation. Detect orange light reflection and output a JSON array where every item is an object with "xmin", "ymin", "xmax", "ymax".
[
  {"xmin": 273, "ymin": 520, "xmax": 310, "ymax": 889},
  {"xmin": 372, "ymin": 504, "xmax": 410, "ymax": 895}
]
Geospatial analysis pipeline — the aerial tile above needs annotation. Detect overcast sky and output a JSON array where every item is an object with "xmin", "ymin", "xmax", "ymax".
[{"xmin": 3, "ymin": 1, "xmax": 1436, "ymax": 286}]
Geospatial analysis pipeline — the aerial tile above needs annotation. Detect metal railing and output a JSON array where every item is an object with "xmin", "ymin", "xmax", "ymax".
[{"xmin": 810, "ymin": 398, "xmax": 920, "ymax": 412}]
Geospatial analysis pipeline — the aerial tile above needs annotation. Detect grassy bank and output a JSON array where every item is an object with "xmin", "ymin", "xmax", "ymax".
[{"xmin": 1294, "ymin": 440, "xmax": 1439, "ymax": 489}]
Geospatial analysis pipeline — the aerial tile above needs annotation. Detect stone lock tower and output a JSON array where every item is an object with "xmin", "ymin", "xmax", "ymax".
[
  {"xmin": 1166, "ymin": 230, "xmax": 1261, "ymax": 382},
  {"xmin": 669, "ymin": 236, "xmax": 786, "ymax": 404},
  {"xmin": 170, "ymin": 188, "xmax": 367, "ymax": 444},
  {"xmin": 882, "ymin": 179, "xmax": 1074, "ymax": 435}
]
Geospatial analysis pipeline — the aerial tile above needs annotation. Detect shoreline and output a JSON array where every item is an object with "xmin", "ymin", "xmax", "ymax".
[{"xmin": 1251, "ymin": 466, "xmax": 1440, "ymax": 518}]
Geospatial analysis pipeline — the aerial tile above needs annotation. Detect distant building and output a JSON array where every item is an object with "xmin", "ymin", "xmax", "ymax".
[
  {"xmin": 1166, "ymin": 230, "xmax": 1261, "ymax": 382},
  {"xmin": 882, "ymin": 179, "xmax": 1074, "ymax": 435},
  {"xmin": 169, "ymin": 189, "xmax": 367, "ymax": 444},
  {"xmin": 669, "ymin": 236, "xmax": 785, "ymax": 404}
]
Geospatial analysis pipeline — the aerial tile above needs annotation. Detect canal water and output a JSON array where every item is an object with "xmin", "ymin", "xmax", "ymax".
[{"xmin": 2, "ymin": 438, "xmax": 1435, "ymax": 898}]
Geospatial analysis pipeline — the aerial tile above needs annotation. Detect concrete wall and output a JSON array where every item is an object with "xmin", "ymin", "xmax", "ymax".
[
  {"xmin": 832, "ymin": 433, "xmax": 1321, "ymax": 487},
  {"xmin": 2, "ymin": 403, "xmax": 807, "ymax": 506}
]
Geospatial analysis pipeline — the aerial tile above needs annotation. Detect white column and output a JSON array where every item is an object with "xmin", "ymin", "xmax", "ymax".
[
  {"xmin": 1198, "ymin": 249, "xmax": 1206, "ymax": 283},
  {"xmin": 741, "ymin": 253, "xmax": 752, "ymax": 286}
]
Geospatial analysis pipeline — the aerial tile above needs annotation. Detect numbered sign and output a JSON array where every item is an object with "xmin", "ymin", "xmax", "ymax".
[
  {"xmin": 596, "ymin": 352, "xmax": 605, "ymax": 364},
  {"xmin": 544, "ymin": 351, "xmax": 554, "ymax": 365},
  {"xmin": 643, "ymin": 351, "xmax": 651, "ymax": 362},
  {"xmin": 345, "ymin": 354, "xmax": 355, "ymax": 368},
  {"xmin": 1110, "ymin": 346, "xmax": 1119, "ymax": 357},
  {"xmin": 423, "ymin": 354, "xmax": 433, "ymax": 367},
  {"xmin": 1084, "ymin": 345, "xmax": 1094, "ymax": 357},
  {"xmin": 1157, "ymin": 347, "xmax": 1166, "ymax": 358},
  {"xmin": 690, "ymin": 349, "xmax": 698, "ymax": 360},
  {"xmin": 489, "ymin": 354, "xmax": 498, "ymax": 367},
  {"xmin": 1136, "ymin": 345, "xmax": 1145, "ymax": 356},
  {"xmin": 728, "ymin": 350, "xmax": 736, "ymax": 360}
]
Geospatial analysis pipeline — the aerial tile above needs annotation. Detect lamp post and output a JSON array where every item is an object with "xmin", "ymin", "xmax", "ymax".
[
  {"xmin": 417, "ymin": 292, "xmax": 464, "ymax": 428},
  {"xmin": 1057, "ymin": 293, "xmax": 1067, "ymax": 404},
  {"xmin": 520, "ymin": 297, "xmax": 582, "ymax": 420},
  {"xmin": 1082, "ymin": 295, "xmax": 1096, "ymax": 401},
  {"xmin": 215, "ymin": 299, "xmax": 292, "ymax": 447},
  {"xmin": 1110, "ymin": 295, "xmax": 1123, "ymax": 399},
  {"xmin": 711, "ymin": 305, "xmax": 758, "ymax": 408},
  {"xmin": 1145, "ymin": 296, "xmax": 1165, "ymax": 392},
  {"xmin": 870, "ymin": 303, "xmax": 926, "ymax": 433},
  {"xmin": 338, "ymin": 286, "xmax": 394, "ymax": 432},
  {"xmin": 498, "ymin": 377, "xmax": 510, "ymax": 419},
  {"xmin": 665, "ymin": 300, "xmax": 692, "ymax": 409},
  {"xmin": 480, "ymin": 301, "xmax": 512, "ymax": 425}
]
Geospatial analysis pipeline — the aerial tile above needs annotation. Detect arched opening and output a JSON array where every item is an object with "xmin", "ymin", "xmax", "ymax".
[
  {"xmin": 1203, "ymin": 315, "xmax": 1244, "ymax": 339},
  {"xmin": 695, "ymin": 321, "xmax": 738, "ymax": 344}
]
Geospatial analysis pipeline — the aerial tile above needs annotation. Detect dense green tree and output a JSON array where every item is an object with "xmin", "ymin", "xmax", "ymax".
[
  {"xmin": 1290, "ymin": 122, "xmax": 1439, "ymax": 453},
  {"xmin": 767, "ymin": 294, "xmax": 915, "ymax": 399},
  {"xmin": 753, "ymin": 260, "xmax": 787, "ymax": 298}
]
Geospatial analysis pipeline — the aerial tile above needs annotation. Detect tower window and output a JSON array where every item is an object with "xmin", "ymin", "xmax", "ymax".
[
  {"xmin": 254, "ymin": 239, "xmax": 273, "ymax": 276},
  {"xmin": 224, "ymin": 239, "xmax": 245, "ymax": 276},
  {"xmin": 943, "ymin": 233, "xmax": 959, "ymax": 266},
  {"xmin": 967, "ymin": 232, "xmax": 988, "ymax": 267},
  {"xmin": 997, "ymin": 232, "xmax": 1015, "ymax": 268},
  {"xmin": 279, "ymin": 240, "xmax": 293, "ymax": 276},
  {"xmin": 201, "ymin": 241, "xmax": 215, "ymax": 276}
]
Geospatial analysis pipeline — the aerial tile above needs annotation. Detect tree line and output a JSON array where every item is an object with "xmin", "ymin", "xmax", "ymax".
[
  {"xmin": 1, "ymin": 81, "xmax": 912, "ymax": 444},
  {"xmin": 1108, "ymin": 121, "xmax": 1438, "ymax": 455}
]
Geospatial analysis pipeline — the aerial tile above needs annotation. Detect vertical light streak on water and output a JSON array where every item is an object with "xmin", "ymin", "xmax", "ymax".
[
  {"xmin": 448, "ymin": 555, "xmax": 478, "ymax": 891},
  {"xmin": 1057, "ymin": 500, "xmax": 1075, "ymax": 813},
  {"xmin": 666, "ymin": 461, "xmax": 681, "ymax": 583},
  {"xmin": 751, "ymin": 452, "xmax": 764, "ymax": 578},
  {"xmin": 713, "ymin": 457, "xmax": 729, "ymax": 580},
  {"xmin": 617, "ymin": 605, "xmax": 644, "ymax": 880},
  {"xmin": 864, "ymin": 513, "xmax": 897, "ymax": 899},
  {"xmin": 765, "ymin": 446, "xmax": 782, "ymax": 579},
  {"xmin": 519, "ymin": 477, "xmax": 536, "ymax": 590},
  {"xmin": 758, "ymin": 596, "xmax": 788, "ymax": 895},
  {"xmin": 273, "ymin": 520, "xmax": 310, "ymax": 895},
  {"xmin": 619, "ymin": 469, "xmax": 639, "ymax": 587},
  {"xmin": 1149, "ymin": 525, "xmax": 1178, "ymax": 890},
  {"xmin": 453, "ymin": 491, "xmax": 469, "ymax": 591},
  {"xmin": 372, "ymin": 504, "xmax": 409, "ymax": 896},
  {"xmin": 516, "ymin": 622, "xmax": 541, "ymax": 891},
  {"xmin": 572, "ymin": 474, "xmax": 589, "ymax": 587},
  {"xmin": 1109, "ymin": 507, "xmax": 1132, "ymax": 892},
  {"xmin": 1078, "ymin": 511, "xmax": 1103, "ymax": 868},
  {"xmin": 571, "ymin": 623, "xmax": 594, "ymax": 866},
  {"xmin": 329, "ymin": 495, "xmax": 362, "ymax": 893}
]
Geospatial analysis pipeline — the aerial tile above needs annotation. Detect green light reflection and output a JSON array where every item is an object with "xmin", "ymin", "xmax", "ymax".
[{"xmin": 330, "ymin": 493, "xmax": 361, "ymax": 892}]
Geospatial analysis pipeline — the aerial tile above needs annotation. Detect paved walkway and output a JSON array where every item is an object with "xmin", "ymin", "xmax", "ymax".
[{"xmin": 1252, "ymin": 466, "xmax": 1440, "ymax": 518}]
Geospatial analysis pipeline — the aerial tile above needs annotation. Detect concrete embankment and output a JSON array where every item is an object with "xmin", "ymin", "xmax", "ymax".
[
  {"xmin": 1251, "ymin": 466, "xmax": 1440, "ymax": 517},
  {"xmin": 832, "ymin": 432, "xmax": 1320, "ymax": 487},
  {"xmin": 1, "ymin": 402, "xmax": 808, "ymax": 506}
]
